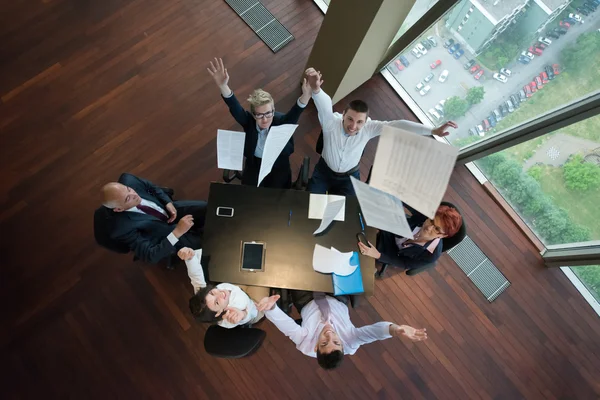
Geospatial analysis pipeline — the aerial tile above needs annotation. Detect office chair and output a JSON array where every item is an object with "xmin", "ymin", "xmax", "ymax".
[
  {"xmin": 203, "ymin": 324, "xmax": 266, "ymax": 358},
  {"xmin": 376, "ymin": 201, "xmax": 466, "ymax": 277},
  {"xmin": 93, "ymin": 187, "xmax": 176, "ymax": 269},
  {"xmin": 222, "ymin": 156, "xmax": 310, "ymax": 190}
]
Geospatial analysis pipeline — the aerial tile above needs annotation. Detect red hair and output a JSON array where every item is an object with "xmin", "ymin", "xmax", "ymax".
[{"xmin": 436, "ymin": 206, "xmax": 462, "ymax": 237}]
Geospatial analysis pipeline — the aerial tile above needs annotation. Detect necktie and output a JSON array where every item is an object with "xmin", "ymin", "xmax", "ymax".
[
  {"xmin": 313, "ymin": 292, "xmax": 331, "ymax": 323},
  {"xmin": 137, "ymin": 204, "xmax": 168, "ymax": 222}
]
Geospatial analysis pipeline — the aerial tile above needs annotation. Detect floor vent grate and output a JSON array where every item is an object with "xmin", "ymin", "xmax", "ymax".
[
  {"xmin": 447, "ymin": 236, "xmax": 510, "ymax": 302},
  {"xmin": 223, "ymin": 0, "xmax": 294, "ymax": 53}
]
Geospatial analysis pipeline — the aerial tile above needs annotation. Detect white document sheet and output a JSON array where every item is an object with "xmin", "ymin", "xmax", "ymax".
[
  {"xmin": 312, "ymin": 244, "xmax": 357, "ymax": 276},
  {"xmin": 217, "ymin": 129, "xmax": 245, "ymax": 171},
  {"xmin": 369, "ymin": 125, "xmax": 459, "ymax": 218},
  {"xmin": 308, "ymin": 194, "xmax": 346, "ymax": 221},
  {"xmin": 350, "ymin": 177, "xmax": 413, "ymax": 239},
  {"xmin": 313, "ymin": 199, "xmax": 345, "ymax": 235},
  {"xmin": 257, "ymin": 124, "xmax": 298, "ymax": 187}
]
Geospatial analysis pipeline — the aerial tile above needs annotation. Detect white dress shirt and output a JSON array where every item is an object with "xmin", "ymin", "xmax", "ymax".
[
  {"xmin": 312, "ymin": 89, "xmax": 432, "ymax": 173},
  {"xmin": 184, "ymin": 249, "xmax": 258, "ymax": 328},
  {"xmin": 126, "ymin": 198, "xmax": 178, "ymax": 246},
  {"xmin": 265, "ymin": 296, "xmax": 393, "ymax": 357}
]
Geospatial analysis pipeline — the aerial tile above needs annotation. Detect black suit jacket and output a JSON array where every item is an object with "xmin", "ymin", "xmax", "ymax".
[
  {"xmin": 222, "ymin": 93, "xmax": 305, "ymax": 187},
  {"xmin": 376, "ymin": 205, "xmax": 443, "ymax": 270},
  {"xmin": 104, "ymin": 173, "xmax": 178, "ymax": 264}
]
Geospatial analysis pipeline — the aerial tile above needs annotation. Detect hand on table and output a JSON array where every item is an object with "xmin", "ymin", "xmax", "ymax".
[
  {"xmin": 358, "ymin": 241, "xmax": 380, "ymax": 259},
  {"xmin": 166, "ymin": 202, "xmax": 177, "ymax": 223},
  {"xmin": 173, "ymin": 215, "xmax": 194, "ymax": 238}
]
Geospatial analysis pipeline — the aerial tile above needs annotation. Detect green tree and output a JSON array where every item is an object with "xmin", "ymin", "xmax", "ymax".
[
  {"xmin": 466, "ymin": 87, "xmax": 485, "ymax": 105},
  {"xmin": 563, "ymin": 155, "xmax": 600, "ymax": 191},
  {"xmin": 444, "ymin": 96, "xmax": 469, "ymax": 119},
  {"xmin": 527, "ymin": 165, "xmax": 543, "ymax": 181}
]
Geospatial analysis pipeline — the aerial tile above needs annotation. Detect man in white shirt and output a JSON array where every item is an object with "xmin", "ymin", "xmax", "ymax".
[
  {"xmin": 256, "ymin": 291, "xmax": 427, "ymax": 370},
  {"xmin": 304, "ymin": 67, "xmax": 457, "ymax": 195}
]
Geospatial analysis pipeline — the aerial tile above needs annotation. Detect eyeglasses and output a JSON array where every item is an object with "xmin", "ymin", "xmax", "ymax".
[
  {"xmin": 429, "ymin": 219, "xmax": 446, "ymax": 236},
  {"xmin": 253, "ymin": 110, "xmax": 274, "ymax": 119}
]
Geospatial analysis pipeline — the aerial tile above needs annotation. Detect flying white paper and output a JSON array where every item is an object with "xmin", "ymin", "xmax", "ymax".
[
  {"xmin": 308, "ymin": 194, "xmax": 345, "ymax": 221},
  {"xmin": 350, "ymin": 177, "xmax": 413, "ymax": 239},
  {"xmin": 217, "ymin": 130, "xmax": 246, "ymax": 171},
  {"xmin": 257, "ymin": 124, "xmax": 298, "ymax": 187},
  {"xmin": 369, "ymin": 126, "xmax": 458, "ymax": 218},
  {"xmin": 312, "ymin": 244, "xmax": 357, "ymax": 276},
  {"xmin": 313, "ymin": 199, "xmax": 345, "ymax": 235}
]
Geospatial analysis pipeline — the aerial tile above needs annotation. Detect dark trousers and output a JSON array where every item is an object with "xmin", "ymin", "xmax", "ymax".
[
  {"xmin": 290, "ymin": 290, "xmax": 349, "ymax": 314},
  {"xmin": 173, "ymin": 200, "xmax": 207, "ymax": 249},
  {"xmin": 242, "ymin": 156, "xmax": 292, "ymax": 189},
  {"xmin": 308, "ymin": 157, "xmax": 360, "ymax": 196}
]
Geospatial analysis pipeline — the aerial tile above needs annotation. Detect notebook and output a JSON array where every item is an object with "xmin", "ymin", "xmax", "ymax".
[{"xmin": 332, "ymin": 251, "xmax": 364, "ymax": 295}]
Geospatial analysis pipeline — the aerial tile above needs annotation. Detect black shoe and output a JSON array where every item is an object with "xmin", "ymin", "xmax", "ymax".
[
  {"xmin": 350, "ymin": 295, "xmax": 361, "ymax": 308},
  {"xmin": 375, "ymin": 263, "xmax": 388, "ymax": 279}
]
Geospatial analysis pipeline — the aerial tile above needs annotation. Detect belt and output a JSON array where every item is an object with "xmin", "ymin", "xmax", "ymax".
[{"xmin": 318, "ymin": 157, "xmax": 360, "ymax": 177}]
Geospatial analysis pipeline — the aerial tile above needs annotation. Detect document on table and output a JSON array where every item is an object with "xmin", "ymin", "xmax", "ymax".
[
  {"xmin": 308, "ymin": 194, "xmax": 345, "ymax": 221},
  {"xmin": 313, "ymin": 199, "xmax": 345, "ymax": 235},
  {"xmin": 369, "ymin": 125, "xmax": 459, "ymax": 218},
  {"xmin": 350, "ymin": 177, "xmax": 413, "ymax": 239},
  {"xmin": 312, "ymin": 244, "xmax": 357, "ymax": 276},
  {"xmin": 257, "ymin": 124, "xmax": 298, "ymax": 187},
  {"xmin": 217, "ymin": 129, "xmax": 245, "ymax": 171}
]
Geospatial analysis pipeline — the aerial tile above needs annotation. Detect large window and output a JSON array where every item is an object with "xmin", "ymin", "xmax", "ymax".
[
  {"xmin": 383, "ymin": 0, "xmax": 600, "ymax": 148},
  {"xmin": 570, "ymin": 265, "xmax": 600, "ymax": 303}
]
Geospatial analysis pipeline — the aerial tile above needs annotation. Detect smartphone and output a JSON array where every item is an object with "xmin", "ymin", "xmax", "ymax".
[
  {"xmin": 240, "ymin": 241, "xmax": 265, "ymax": 272},
  {"xmin": 216, "ymin": 206, "xmax": 234, "ymax": 217},
  {"xmin": 357, "ymin": 232, "xmax": 371, "ymax": 247}
]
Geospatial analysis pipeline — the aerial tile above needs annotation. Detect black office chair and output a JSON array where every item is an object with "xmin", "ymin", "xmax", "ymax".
[
  {"xmin": 376, "ymin": 201, "xmax": 467, "ymax": 277},
  {"xmin": 222, "ymin": 156, "xmax": 310, "ymax": 190},
  {"xmin": 203, "ymin": 324, "xmax": 266, "ymax": 358},
  {"xmin": 93, "ymin": 187, "xmax": 176, "ymax": 269}
]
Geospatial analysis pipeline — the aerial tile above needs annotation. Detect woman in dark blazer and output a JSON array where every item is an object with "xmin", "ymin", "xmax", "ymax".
[{"xmin": 208, "ymin": 57, "xmax": 312, "ymax": 188}]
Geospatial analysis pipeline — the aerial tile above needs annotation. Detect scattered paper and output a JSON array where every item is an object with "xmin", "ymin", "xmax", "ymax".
[
  {"xmin": 257, "ymin": 124, "xmax": 298, "ymax": 186},
  {"xmin": 313, "ymin": 199, "xmax": 345, "ymax": 235},
  {"xmin": 312, "ymin": 244, "xmax": 357, "ymax": 276},
  {"xmin": 350, "ymin": 177, "xmax": 413, "ymax": 239},
  {"xmin": 217, "ymin": 130, "xmax": 246, "ymax": 171},
  {"xmin": 308, "ymin": 194, "xmax": 345, "ymax": 221},
  {"xmin": 369, "ymin": 126, "xmax": 458, "ymax": 218}
]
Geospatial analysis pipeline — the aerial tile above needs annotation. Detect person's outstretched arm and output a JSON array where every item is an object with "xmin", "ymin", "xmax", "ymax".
[
  {"xmin": 178, "ymin": 248, "xmax": 206, "ymax": 294},
  {"xmin": 305, "ymin": 67, "xmax": 336, "ymax": 128},
  {"xmin": 365, "ymin": 119, "xmax": 458, "ymax": 139},
  {"xmin": 257, "ymin": 295, "xmax": 309, "ymax": 345},
  {"xmin": 208, "ymin": 57, "xmax": 251, "ymax": 127},
  {"xmin": 351, "ymin": 323, "xmax": 427, "ymax": 347},
  {"xmin": 278, "ymin": 78, "xmax": 312, "ymax": 125}
]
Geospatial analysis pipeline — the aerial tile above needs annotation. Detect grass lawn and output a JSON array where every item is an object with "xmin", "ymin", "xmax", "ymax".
[
  {"xmin": 536, "ymin": 165, "xmax": 600, "ymax": 240},
  {"xmin": 571, "ymin": 265, "xmax": 600, "ymax": 303}
]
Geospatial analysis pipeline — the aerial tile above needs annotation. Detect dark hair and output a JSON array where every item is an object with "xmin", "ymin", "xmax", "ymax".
[
  {"xmin": 189, "ymin": 284, "xmax": 223, "ymax": 323},
  {"xmin": 344, "ymin": 100, "xmax": 369, "ymax": 116},
  {"xmin": 316, "ymin": 348, "xmax": 344, "ymax": 370}
]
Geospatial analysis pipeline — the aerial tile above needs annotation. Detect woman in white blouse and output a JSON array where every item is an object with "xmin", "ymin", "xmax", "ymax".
[{"xmin": 177, "ymin": 247, "xmax": 269, "ymax": 328}]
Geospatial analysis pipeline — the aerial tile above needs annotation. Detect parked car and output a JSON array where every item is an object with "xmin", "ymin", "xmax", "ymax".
[
  {"xmin": 506, "ymin": 99, "xmax": 515, "ymax": 113},
  {"xmin": 488, "ymin": 113, "xmax": 497, "ymax": 127},
  {"xmin": 521, "ymin": 51, "xmax": 535, "ymax": 60},
  {"xmin": 493, "ymin": 73, "xmax": 508, "ymax": 83},
  {"xmin": 530, "ymin": 81, "xmax": 538, "ymax": 93},
  {"xmin": 464, "ymin": 59, "xmax": 476, "ymax": 69},
  {"xmin": 493, "ymin": 108, "xmax": 503, "ymax": 121},
  {"xmin": 552, "ymin": 63, "xmax": 560, "ymax": 75},
  {"xmin": 474, "ymin": 69, "xmax": 484, "ymax": 80},
  {"xmin": 468, "ymin": 127, "xmax": 478, "ymax": 136},
  {"xmin": 534, "ymin": 75, "xmax": 543, "ymax": 89},
  {"xmin": 523, "ymin": 84, "xmax": 532, "ymax": 98},
  {"xmin": 540, "ymin": 71, "xmax": 549, "ymax": 84},
  {"xmin": 539, "ymin": 37, "xmax": 552, "ymax": 45},
  {"xmin": 529, "ymin": 46, "xmax": 543, "ymax": 56},
  {"xmin": 482, "ymin": 119, "xmax": 491, "ymax": 131},
  {"xmin": 546, "ymin": 30, "xmax": 560, "ymax": 39},
  {"xmin": 416, "ymin": 43, "xmax": 428, "ymax": 55},
  {"xmin": 394, "ymin": 60, "xmax": 405, "ymax": 71},
  {"xmin": 536, "ymin": 42, "xmax": 548, "ymax": 50},
  {"xmin": 510, "ymin": 94, "xmax": 520, "ymax": 108},
  {"xmin": 430, "ymin": 59, "xmax": 442, "ymax": 69},
  {"xmin": 476, "ymin": 125, "xmax": 485, "ymax": 136},
  {"xmin": 419, "ymin": 85, "xmax": 431, "ymax": 96},
  {"xmin": 448, "ymin": 43, "xmax": 460, "ymax": 54},
  {"xmin": 563, "ymin": 17, "xmax": 578, "ymax": 25},
  {"xmin": 416, "ymin": 81, "xmax": 425, "ymax": 91},
  {"xmin": 439, "ymin": 70, "xmax": 449, "ymax": 83},
  {"xmin": 399, "ymin": 55, "xmax": 410, "ymax": 67},
  {"xmin": 584, "ymin": 1, "xmax": 597, "ymax": 10},
  {"xmin": 556, "ymin": 27, "xmax": 568, "ymax": 35},
  {"xmin": 559, "ymin": 21, "xmax": 571, "ymax": 29},
  {"xmin": 576, "ymin": 7, "xmax": 590, "ymax": 16},
  {"xmin": 469, "ymin": 64, "xmax": 480, "ymax": 74},
  {"xmin": 428, "ymin": 108, "xmax": 442, "ymax": 122},
  {"xmin": 421, "ymin": 40, "xmax": 432, "ymax": 50},
  {"xmin": 453, "ymin": 49, "xmax": 465, "ymax": 59},
  {"xmin": 519, "ymin": 89, "xmax": 527, "ymax": 102},
  {"xmin": 411, "ymin": 47, "xmax": 422, "ymax": 58},
  {"xmin": 424, "ymin": 72, "xmax": 435, "ymax": 82},
  {"xmin": 518, "ymin": 55, "xmax": 531, "ymax": 64},
  {"xmin": 427, "ymin": 36, "xmax": 437, "ymax": 47},
  {"xmin": 443, "ymin": 38, "xmax": 455, "ymax": 48},
  {"xmin": 545, "ymin": 65, "xmax": 554, "ymax": 80},
  {"xmin": 500, "ymin": 68, "xmax": 512, "ymax": 76},
  {"xmin": 568, "ymin": 13, "xmax": 582, "ymax": 22},
  {"xmin": 435, "ymin": 102, "xmax": 445, "ymax": 116},
  {"xmin": 500, "ymin": 103, "xmax": 509, "ymax": 117}
]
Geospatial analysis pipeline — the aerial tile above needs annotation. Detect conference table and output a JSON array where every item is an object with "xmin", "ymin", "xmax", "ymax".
[{"xmin": 203, "ymin": 182, "xmax": 376, "ymax": 296}]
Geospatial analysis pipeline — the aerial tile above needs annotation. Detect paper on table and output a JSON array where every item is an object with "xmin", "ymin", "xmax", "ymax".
[
  {"xmin": 369, "ymin": 125, "xmax": 459, "ymax": 218},
  {"xmin": 308, "ymin": 194, "xmax": 345, "ymax": 221},
  {"xmin": 313, "ymin": 199, "xmax": 345, "ymax": 235},
  {"xmin": 312, "ymin": 244, "xmax": 357, "ymax": 276},
  {"xmin": 217, "ymin": 130, "xmax": 246, "ymax": 171},
  {"xmin": 257, "ymin": 124, "xmax": 298, "ymax": 187},
  {"xmin": 350, "ymin": 177, "xmax": 413, "ymax": 239}
]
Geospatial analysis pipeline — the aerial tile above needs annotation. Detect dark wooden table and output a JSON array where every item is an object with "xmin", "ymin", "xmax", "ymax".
[{"xmin": 203, "ymin": 182, "xmax": 376, "ymax": 296}]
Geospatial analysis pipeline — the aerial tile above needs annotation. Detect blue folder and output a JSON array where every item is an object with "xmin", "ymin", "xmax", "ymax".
[{"xmin": 332, "ymin": 251, "xmax": 364, "ymax": 295}]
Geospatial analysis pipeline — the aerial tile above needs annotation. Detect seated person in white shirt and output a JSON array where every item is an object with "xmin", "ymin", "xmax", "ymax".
[
  {"xmin": 304, "ymin": 67, "xmax": 457, "ymax": 196},
  {"xmin": 178, "ymin": 247, "xmax": 268, "ymax": 328},
  {"xmin": 256, "ymin": 291, "xmax": 427, "ymax": 370}
]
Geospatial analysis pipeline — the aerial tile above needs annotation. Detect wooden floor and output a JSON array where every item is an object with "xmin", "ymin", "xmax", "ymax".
[{"xmin": 1, "ymin": 1, "xmax": 599, "ymax": 399}]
